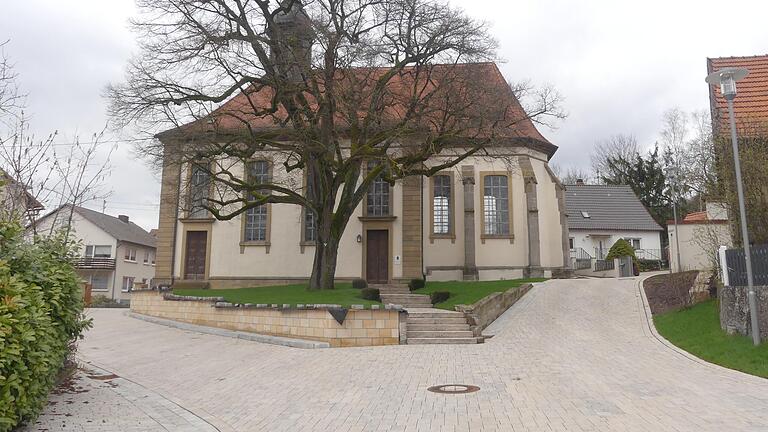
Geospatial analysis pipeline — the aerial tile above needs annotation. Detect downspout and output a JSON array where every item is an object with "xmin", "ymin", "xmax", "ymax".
[
  {"xmin": 421, "ymin": 174, "xmax": 425, "ymax": 279},
  {"xmin": 170, "ymin": 164, "xmax": 181, "ymax": 285},
  {"xmin": 112, "ymin": 240, "xmax": 120, "ymax": 301}
]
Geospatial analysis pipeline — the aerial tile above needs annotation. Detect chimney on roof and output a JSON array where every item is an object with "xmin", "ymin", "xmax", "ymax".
[
  {"xmin": 118, "ymin": 215, "xmax": 129, "ymax": 223},
  {"xmin": 575, "ymin": 179, "xmax": 585, "ymax": 186}
]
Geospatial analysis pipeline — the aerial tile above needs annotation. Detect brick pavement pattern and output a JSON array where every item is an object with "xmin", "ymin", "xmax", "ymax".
[{"xmin": 59, "ymin": 278, "xmax": 768, "ymax": 431}]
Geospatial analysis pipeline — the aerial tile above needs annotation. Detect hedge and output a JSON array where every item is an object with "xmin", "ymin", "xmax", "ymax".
[{"xmin": 0, "ymin": 221, "xmax": 91, "ymax": 431}]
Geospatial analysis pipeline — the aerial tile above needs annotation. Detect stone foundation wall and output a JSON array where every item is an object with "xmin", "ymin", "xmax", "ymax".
[
  {"xmin": 719, "ymin": 285, "xmax": 768, "ymax": 341},
  {"xmin": 130, "ymin": 291, "xmax": 401, "ymax": 347},
  {"xmin": 455, "ymin": 283, "xmax": 533, "ymax": 336}
]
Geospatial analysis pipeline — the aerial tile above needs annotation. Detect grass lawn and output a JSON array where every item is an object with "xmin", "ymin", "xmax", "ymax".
[
  {"xmin": 173, "ymin": 283, "xmax": 382, "ymax": 308},
  {"xmin": 654, "ymin": 300, "xmax": 768, "ymax": 379},
  {"xmin": 413, "ymin": 278, "xmax": 547, "ymax": 310}
]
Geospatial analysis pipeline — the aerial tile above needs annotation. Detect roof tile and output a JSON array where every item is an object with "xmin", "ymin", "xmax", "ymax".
[{"xmin": 565, "ymin": 185, "xmax": 663, "ymax": 232}]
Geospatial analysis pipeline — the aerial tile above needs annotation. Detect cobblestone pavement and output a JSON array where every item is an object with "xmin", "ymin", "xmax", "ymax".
[
  {"xmin": 21, "ymin": 364, "xmax": 218, "ymax": 432},
  {"xmin": 63, "ymin": 278, "xmax": 768, "ymax": 431}
]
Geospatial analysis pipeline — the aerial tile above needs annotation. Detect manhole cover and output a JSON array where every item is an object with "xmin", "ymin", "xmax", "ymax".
[{"xmin": 427, "ymin": 384, "xmax": 480, "ymax": 394}]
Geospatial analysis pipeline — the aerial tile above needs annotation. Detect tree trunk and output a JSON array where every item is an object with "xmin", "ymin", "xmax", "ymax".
[{"xmin": 308, "ymin": 234, "xmax": 340, "ymax": 290}]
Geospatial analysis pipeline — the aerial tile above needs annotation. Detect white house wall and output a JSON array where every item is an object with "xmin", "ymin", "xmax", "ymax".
[
  {"xmin": 570, "ymin": 229, "xmax": 663, "ymax": 260},
  {"xmin": 668, "ymin": 223, "xmax": 732, "ymax": 272}
]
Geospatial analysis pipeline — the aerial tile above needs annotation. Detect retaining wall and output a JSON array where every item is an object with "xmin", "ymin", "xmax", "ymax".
[
  {"xmin": 130, "ymin": 290, "xmax": 401, "ymax": 347},
  {"xmin": 719, "ymin": 285, "xmax": 768, "ymax": 341},
  {"xmin": 455, "ymin": 283, "xmax": 533, "ymax": 336}
]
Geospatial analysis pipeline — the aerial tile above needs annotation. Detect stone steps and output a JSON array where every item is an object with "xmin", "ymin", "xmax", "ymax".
[
  {"xmin": 407, "ymin": 330, "xmax": 474, "ymax": 338},
  {"xmin": 407, "ymin": 310, "xmax": 463, "ymax": 318},
  {"xmin": 407, "ymin": 337, "xmax": 480, "ymax": 345},
  {"xmin": 407, "ymin": 323, "xmax": 471, "ymax": 331},
  {"xmin": 405, "ymin": 309, "xmax": 479, "ymax": 345},
  {"xmin": 407, "ymin": 317, "xmax": 468, "ymax": 325}
]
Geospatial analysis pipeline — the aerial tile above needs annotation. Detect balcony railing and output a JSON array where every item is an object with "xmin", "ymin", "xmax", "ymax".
[{"xmin": 73, "ymin": 257, "xmax": 116, "ymax": 270}]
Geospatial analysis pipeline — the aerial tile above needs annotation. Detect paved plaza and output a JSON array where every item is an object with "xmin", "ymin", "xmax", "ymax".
[{"xmin": 26, "ymin": 278, "xmax": 768, "ymax": 431}]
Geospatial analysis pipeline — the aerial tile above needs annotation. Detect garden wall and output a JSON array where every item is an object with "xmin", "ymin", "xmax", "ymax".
[
  {"xmin": 130, "ymin": 290, "xmax": 401, "ymax": 347},
  {"xmin": 719, "ymin": 285, "xmax": 768, "ymax": 341},
  {"xmin": 455, "ymin": 283, "xmax": 533, "ymax": 336}
]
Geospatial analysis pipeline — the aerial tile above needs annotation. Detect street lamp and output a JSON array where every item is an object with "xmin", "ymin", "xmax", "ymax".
[
  {"xmin": 664, "ymin": 165, "xmax": 682, "ymax": 275},
  {"xmin": 705, "ymin": 67, "xmax": 761, "ymax": 345}
]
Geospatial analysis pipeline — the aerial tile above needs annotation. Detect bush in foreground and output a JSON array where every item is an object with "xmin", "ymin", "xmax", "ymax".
[
  {"xmin": 360, "ymin": 288, "xmax": 381, "ymax": 302},
  {"xmin": 430, "ymin": 291, "xmax": 451, "ymax": 305},
  {"xmin": 408, "ymin": 278, "xmax": 425, "ymax": 291},
  {"xmin": 0, "ymin": 221, "xmax": 91, "ymax": 431},
  {"xmin": 351, "ymin": 278, "xmax": 367, "ymax": 289}
]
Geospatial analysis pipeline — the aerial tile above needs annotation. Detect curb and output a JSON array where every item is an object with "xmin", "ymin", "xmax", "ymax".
[
  {"xmin": 635, "ymin": 273, "xmax": 767, "ymax": 385},
  {"xmin": 127, "ymin": 312, "xmax": 331, "ymax": 349}
]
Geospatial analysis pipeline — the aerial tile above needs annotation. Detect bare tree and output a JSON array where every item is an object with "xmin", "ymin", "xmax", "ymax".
[
  {"xmin": 590, "ymin": 134, "xmax": 639, "ymax": 182},
  {"xmin": 108, "ymin": 0, "xmax": 564, "ymax": 289},
  {"xmin": 0, "ymin": 42, "xmax": 114, "ymax": 234},
  {"xmin": 550, "ymin": 164, "xmax": 592, "ymax": 185},
  {"xmin": 0, "ymin": 40, "xmax": 24, "ymax": 125},
  {"xmin": 659, "ymin": 108, "xmax": 717, "ymax": 202}
]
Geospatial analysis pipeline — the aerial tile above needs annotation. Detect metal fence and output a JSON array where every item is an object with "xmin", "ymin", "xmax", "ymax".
[
  {"xmin": 725, "ymin": 244, "xmax": 768, "ymax": 286},
  {"xmin": 570, "ymin": 248, "xmax": 592, "ymax": 270},
  {"xmin": 594, "ymin": 259, "xmax": 615, "ymax": 272},
  {"xmin": 635, "ymin": 249, "xmax": 664, "ymax": 261}
]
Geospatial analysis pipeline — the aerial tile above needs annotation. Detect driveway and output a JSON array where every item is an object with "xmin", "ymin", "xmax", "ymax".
[{"xmin": 33, "ymin": 278, "xmax": 768, "ymax": 431}]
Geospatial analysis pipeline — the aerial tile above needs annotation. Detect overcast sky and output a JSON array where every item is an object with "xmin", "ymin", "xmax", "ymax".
[{"xmin": 2, "ymin": 0, "xmax": 768, "ymax": 231}]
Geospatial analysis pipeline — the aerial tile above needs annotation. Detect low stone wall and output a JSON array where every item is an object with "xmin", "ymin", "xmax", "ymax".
[
  {"xmin": 130, "ymin": 291, "xmax": 401, "ymax": 347},
  {"xmin": 719, "ymin": 285, "xmax": 768, "ymax": 341},
  {"xmin": 455, "ymin": 284, "xmax": 533, "ymax": 336}
]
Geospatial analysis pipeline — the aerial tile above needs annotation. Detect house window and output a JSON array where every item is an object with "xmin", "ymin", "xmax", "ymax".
[
  {"xmin": 303, "ymin": 174, "xmax": 318, "ymax": 242},
  {"xmin": 122, "ymin": 276, "xmax": 135, "ymax": 292},
  {"xmin": 151, "ymin": 252, "xmax": 156, "ymax": 265},
  {"xmin": 624, "ymin": 238, "xmax": 641, "ymax": 250},
  {"xmin": 189, "ymin": 163, "xmax": 211, "ymax": 218},
  {"xmin": 143, "ymin": 250, "xmax": 149, "ymax": 264},
  {"xmin": 366, "ymin": 162, "xmax": 390, "ymax": 217},
  {"xmin": 569, "ymin": 237, "xmax": 575, "ymax": 250},
  {"xmin": 124, "ymin": 248, "xmax": 137, "ymax": 262},
  {"xmin": 85, "ymin": 245, "xmax": 111, "ymax": 258},
  {"xmin": 432, "ymin": 175, "xmax": 451, "ymax": 235},
  {"xmin": 244, "ymin": 160, "xmax": 270, "ymax": 242},
  {"xmin": 482, "ymin": 175, "xmax": 510, "ymax": 235},
  {"xmin": 90, "ymin": 274, "xmax": 109, "ymax": 291}
]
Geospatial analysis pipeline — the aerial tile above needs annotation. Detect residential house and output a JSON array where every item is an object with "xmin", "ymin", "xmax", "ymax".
[
  {"xmin": 707, "ymin": 54, "xmax": 768, "ymax": 245},
  {"xmin": 668, "ymin": 202, "xmax": 732, "ymax": 273},
  {"xmin": 565, "ymin": 182, "xmax": 664, "ymax": 263},
  {"xmin": 0, "ymin": 168, "xmax": 44, "ymax": 224},
  {"xmin": 31, "ymin": 205, "xmax": 156, "ymax": 303}
]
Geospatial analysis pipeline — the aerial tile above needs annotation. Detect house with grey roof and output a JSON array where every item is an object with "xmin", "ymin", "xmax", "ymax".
[
  {"xmin": 30, "ymin": 205, "xmax": 156, "ymax": 303},
  {"xmin": 565, "ymin": 182, "xmax": 664, "ymax": 263}
]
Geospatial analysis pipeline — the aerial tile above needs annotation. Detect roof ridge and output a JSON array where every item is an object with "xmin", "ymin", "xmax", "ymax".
[{"xmin": 708, "ymin": 54, "xmax": 768, "ymax": 61}]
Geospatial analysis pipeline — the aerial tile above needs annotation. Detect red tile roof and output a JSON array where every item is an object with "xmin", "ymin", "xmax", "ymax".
[
  {"xmin": 160, "ymin": 62, "xmax": 557, "ymax": 157},
  {"xmin": 707, "ymin": 55, "xmax": 768, "ymax": 135},
  {"xmin": 667, "ymin": 210, "xmax": 728, "ymax": 225},
  {"xmin": 682, "ymin": 211, "xmax": 708, "ymax": 222}
]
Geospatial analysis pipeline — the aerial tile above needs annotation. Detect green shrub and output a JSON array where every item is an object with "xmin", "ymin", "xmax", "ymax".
[
  {"xmin": 430, "ymin": 291, "xmax": 451, "ymax": 305},
  {"xmin": 0, "ymin": 220, "xmax": 91, "ymax": 431},
  {"xmin": 360, "ymin": 288, "xmax": 381, "ymax": 302},
  {"xmin": 605, "ymin": 239, "xmax": 638, "ymax": 263},
  {"xmin": 408, "ymin": 278, "xmax": 425, "ymax": 291},
  {"xmin": 351, "ymin": 278, "xmax": 367, "ymax": 289},
  {"xmin": 638, "ymin": 259, "xmax": 662, "ymax": 272},
  {"xmin": 89, "ymin": 295, "xmax": 128, "ymax": 308}
]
